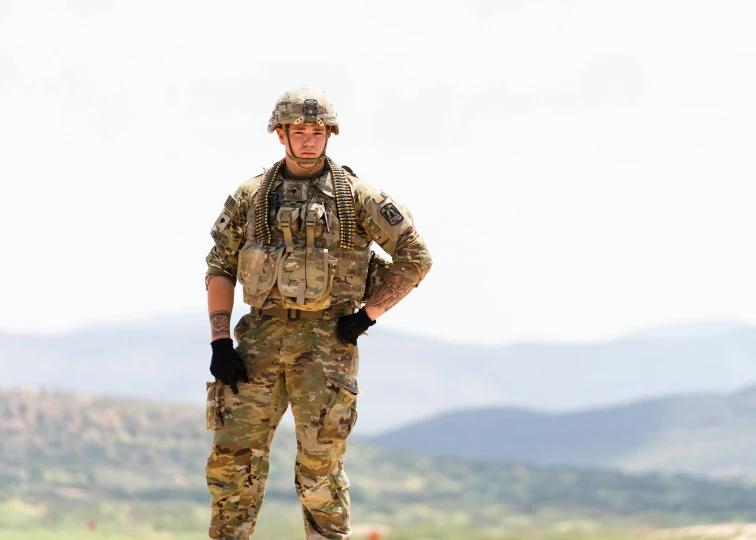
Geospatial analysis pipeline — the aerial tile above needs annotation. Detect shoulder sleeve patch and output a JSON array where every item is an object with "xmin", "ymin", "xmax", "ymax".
[
  {"xmin": 379, "ymin": 203, "xmax": 404, "ymax": 226},
  {"xmin": 364, "ymin": 193, "xmax": 413, "ymax": 242}
]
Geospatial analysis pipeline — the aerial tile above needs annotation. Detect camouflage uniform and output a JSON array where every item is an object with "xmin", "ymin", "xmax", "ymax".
[{"xmin": 204, "ymin": 133, "xmax": 432, "ymax": 537}]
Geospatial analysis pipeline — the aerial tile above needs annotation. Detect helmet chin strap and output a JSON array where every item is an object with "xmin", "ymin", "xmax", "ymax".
[{"xmin": 282, "ymin": 125, "xmax": 329, "ymax": 169}]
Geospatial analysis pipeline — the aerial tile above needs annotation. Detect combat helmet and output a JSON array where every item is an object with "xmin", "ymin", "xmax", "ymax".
[{"xmin": 267, "ymin": 85, "xmax": 339, "ymax": 167}]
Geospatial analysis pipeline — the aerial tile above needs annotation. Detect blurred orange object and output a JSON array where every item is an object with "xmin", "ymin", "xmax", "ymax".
[
  {"xmin": 88, "ymin": 520, "xmax": 97, "ymax": 532},
  {"xmin": 367, "ymin": 532, "xmax": 380, "ymax": 540}
]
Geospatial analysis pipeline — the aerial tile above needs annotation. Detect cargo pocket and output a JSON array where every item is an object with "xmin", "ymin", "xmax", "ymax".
[
  {"xmin": 317, "ymin": 374, "xmax": 359, "ymax": 444},
  {"xmin": 277, "ymin": 248, "xmax": 337, "ymax": 310},
  {"xmin": 237, "ymin": 243, "xmax": 284, "ymax": 308},
  {"xmin": 205, "ymin": 381, "xmax": 225, "ymax": 431}
]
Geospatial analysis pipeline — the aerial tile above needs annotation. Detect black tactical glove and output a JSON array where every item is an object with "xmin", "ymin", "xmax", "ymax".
[
  {"xmin": 336, "ymin": 307, "xmax": 376, "ymax": 346},
  {"xmin": 210, "ymin": 338, "xmax": 249, "ymax": 395}
]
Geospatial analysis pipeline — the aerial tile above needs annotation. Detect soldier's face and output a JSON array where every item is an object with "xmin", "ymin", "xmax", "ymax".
[{"xmin": 277, "ymin": 123, "xmax": 329, "ymax": 159}]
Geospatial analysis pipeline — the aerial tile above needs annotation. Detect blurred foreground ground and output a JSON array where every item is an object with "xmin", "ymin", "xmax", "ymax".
[
  {"xmin": 0, "ymin": 527, "xmax": 663, "ymax": 540},
  {"xmin": 4, "ymin": 496, "xmax": 756, "ymax": 540},
  {"xmin": 4, "ymin": 525, "xmax": 756, "ymax": 540}
]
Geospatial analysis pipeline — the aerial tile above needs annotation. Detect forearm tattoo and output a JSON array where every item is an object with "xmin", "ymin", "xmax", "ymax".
[
  {"xmin": 368, "ymin": 274, "xmax": 413, "ymax": 313},
  {"xmin": 210, "ymin": 310, "xmax": 231, "ymax": 338}
]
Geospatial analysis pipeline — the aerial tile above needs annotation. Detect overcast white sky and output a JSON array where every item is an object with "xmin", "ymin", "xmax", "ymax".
[{"xmin": 1, "ymin": 0, "xmax": 755, "ymax": 345}]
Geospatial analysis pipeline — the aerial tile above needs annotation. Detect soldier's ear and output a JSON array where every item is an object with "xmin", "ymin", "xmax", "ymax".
[{"xmin": 275, "ymin": 126, "xmax": 286, "ymax": 145}]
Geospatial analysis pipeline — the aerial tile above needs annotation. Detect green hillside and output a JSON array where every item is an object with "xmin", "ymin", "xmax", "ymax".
[{"xmin": 4, "ymin": 388, "xmax": 756, "ymax": 539}]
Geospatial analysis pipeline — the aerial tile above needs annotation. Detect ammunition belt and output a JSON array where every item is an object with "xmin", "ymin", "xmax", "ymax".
[
  {"xmin": 252, "ymin": 158, "xmax": 356, "ymax": 249},
  {"xmin": 326, "ymin": 157, "xmax": 356, "ymax": 249},
  {"xmin": 253, "ymin": 159, "xmax": 285, "ymax": 245}
]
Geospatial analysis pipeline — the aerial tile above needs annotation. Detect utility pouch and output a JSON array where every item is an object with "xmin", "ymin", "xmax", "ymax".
[
  {"xmin": 276, "ymin": 206, "xmax": 301, "ymax": 252},
  {"xmin": 330, "ymin": 247, "xmax": 371, "ymax": 300},
  {"xmin": 237, "ymin": 243, "xmax": 284, "ymax": 308},
  {"xmin": 300, "ymin": 202, "xmax": 327, "ymax": 241},
  {"xmin": 277, "ymin": 248, "xmax": 337, "ymax": 309}
]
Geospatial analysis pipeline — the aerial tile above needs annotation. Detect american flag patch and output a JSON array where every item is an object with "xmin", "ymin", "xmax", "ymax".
[{"xmin": 224, "ymin": 195, "xmax": 237, "ymax": 215}]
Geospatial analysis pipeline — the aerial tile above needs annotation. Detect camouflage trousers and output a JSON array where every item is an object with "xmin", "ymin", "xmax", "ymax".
[{"xmin": 205, "ymin": 312, "xmax": 360, "ymax": 540}]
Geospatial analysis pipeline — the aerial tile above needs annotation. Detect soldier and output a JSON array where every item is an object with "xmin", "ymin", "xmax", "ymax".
[{"xmin": 204, "ymin": 85, "xmax": 432, "ymax": 540}]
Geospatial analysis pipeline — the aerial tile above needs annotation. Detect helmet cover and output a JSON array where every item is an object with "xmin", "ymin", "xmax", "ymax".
[{"xmin": 267, "ymin": 85, "xmax": 339, "ymax": 135}]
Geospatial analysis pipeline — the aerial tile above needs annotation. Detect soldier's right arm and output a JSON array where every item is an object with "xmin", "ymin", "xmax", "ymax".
[
  {"xmin": 205, "ymin": 177, "xmax": 261, "ymax": 340},
  {"xmin": 205, "ymin": 177, "xmax": 263, "ymax": 286}
]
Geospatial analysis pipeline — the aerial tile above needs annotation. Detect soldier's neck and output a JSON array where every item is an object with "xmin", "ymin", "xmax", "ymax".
[{"xmin": 282, "ymin": 160, "xmax": 325, "ymax": 180}]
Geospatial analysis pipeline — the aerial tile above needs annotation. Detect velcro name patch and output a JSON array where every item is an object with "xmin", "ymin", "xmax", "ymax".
[{"xmin": 210, "ymin": 229, "xmax": 229, "ymax": 246}]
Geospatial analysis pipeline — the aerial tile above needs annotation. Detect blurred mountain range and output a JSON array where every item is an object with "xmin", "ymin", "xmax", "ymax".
[
  {"xmin": 2, "ymin": 315, "xmax": 756, "ymax": 434},
  {"xmin": 371, "ymin": 384, "xmax": 756, "ymax": 477}
]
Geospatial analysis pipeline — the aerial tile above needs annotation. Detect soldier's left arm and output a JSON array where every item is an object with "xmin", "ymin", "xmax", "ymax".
[{"xmin": 353, "ymin": 182, "xmax": 433, "ymax": 320}]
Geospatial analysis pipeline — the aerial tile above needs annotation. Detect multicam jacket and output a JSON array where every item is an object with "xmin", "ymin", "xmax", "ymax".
[{"xmin": 205, "ymin": 158, "xmax": 432, "ymax": 311}]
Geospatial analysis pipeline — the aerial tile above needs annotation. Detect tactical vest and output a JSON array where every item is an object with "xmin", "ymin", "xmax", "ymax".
[{"xmin": 236, "ymin": 159, "xmax": 371, "ymax": 311}]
